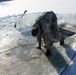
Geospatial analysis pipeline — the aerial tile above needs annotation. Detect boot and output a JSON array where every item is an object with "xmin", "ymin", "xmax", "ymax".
[
  {"xmin": 36, "ymin": 45, "xmax": 41, "ymax": 49},
  {"xmin": 60, "ymin": 37, "xmax": 64, "ymax": 45},
  {"xmin": 46, "ymin": 49, "xmax": 52, "ymax": 57}
]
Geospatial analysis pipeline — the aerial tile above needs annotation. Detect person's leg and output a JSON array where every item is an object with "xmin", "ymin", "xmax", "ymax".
[
  {"xmin": 60, "ymin": 35, "xmax": 64, "ymax": 45},
  {"xmin": 40, "ymin": 19, "xmax": 53, "ymax": 56},
  {"xmin": 51, "ymin": 21, "xmax": 64, "ymax": 45}
]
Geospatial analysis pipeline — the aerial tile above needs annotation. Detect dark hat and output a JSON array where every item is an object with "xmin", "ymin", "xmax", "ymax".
[{"xmin": 31, "ymin": 27, "xmax": 38, "ymax": 37}]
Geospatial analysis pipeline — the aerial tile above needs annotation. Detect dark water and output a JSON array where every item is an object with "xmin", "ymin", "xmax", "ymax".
[{"xmin": 59, "ymin": 28, "xmax": 75, "ymax": 39}]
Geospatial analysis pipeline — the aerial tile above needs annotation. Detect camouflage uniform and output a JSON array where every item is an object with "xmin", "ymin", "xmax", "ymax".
[{"xmin": 33, "ymin": 11, "xmax": 63, "ymax": 50}]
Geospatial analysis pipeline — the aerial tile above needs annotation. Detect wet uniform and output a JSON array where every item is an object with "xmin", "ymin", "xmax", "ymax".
[{"xmin": 33, "ymin": 11, "xmax": 62, "ymax": 50}]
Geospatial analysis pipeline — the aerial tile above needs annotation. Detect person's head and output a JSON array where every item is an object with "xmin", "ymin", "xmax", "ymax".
[{"xmin": 31, "ymin": 26, "xmax": 38, "ymax": 37}]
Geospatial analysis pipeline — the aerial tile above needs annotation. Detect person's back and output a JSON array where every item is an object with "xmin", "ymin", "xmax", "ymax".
[{"xmin": 42, "ymin": 11, "xmax": 57, "ymax": 23}]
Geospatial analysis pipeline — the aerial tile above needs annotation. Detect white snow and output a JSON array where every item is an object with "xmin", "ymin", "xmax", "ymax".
[
  {"xmin": 0, "ymin": 0, "xmax": 76, "ymax": 75},
  {"xmin": 0, "ymin": 0, "xmax": 76, "ymax": 17}
]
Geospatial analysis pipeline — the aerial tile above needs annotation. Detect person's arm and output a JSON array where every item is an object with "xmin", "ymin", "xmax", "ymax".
[
  {"xmin": 41, "ymin": 19, "xmax": 52, "ymax": 50},
  {"xmin": 36, "ymin": 34, "xmax": 42, "ymax": 49}
]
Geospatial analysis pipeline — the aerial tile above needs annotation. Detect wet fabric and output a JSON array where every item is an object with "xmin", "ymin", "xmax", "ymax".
[{"xmin": 33, "ymin": 11, "xmax": 62, "ymax": 50}]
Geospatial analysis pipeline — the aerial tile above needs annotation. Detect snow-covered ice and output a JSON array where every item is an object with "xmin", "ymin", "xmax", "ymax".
[
  {"xmin": 0, "ymin": 0, "xmax": 76, "ymax": 75},
  {"xmin": 0, "ymin": 12, "xmax": 76, "ymax": 75}
]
